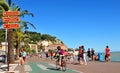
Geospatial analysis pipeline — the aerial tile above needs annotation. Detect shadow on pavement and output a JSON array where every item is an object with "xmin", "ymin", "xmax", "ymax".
[
  {"xmin": 73, "ymin": 63, "xmax": 79, "ymax": 65},
  {"xmin": 47, "ymin": 67, "xmax": 60, "ymax": 71}
]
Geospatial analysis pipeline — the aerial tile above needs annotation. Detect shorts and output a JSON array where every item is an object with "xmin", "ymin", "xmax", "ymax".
[
  {"xmin": 50, "ymin": 56, "xmax": 53, "ymax": 59},
  {"xmin": 46, "ymin": 54, "xmax": 49, "ymax": 58},
  {"xmin": 78, "ymin": 54, "xmax": 83, "ymax": 61},
  {"xmin": 23, "ymin": 57, "xmax": 26, "ymax": 61}
]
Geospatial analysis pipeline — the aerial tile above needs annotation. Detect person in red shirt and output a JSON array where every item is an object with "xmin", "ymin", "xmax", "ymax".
[
  {"xmin": 50, "ymin": 51, "xmax": 54, "ymax": 61},
  {"xmin": 105, "ymin": 46, "xmax": 110, "ymax": 62},
  {"xmin": 64, "ymin": 50, "xmax": 68, "ymax": 61}
]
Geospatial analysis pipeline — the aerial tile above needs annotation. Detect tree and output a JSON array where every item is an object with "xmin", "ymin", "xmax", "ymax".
[
  {"xmin": 7, "ymin": 0, "xmax": 15, "ymax": 64},
  {"xmin": 41, "ymin": 34, "xmax": 56, "ymax": 42},
  {"xmin": 0, "ymin": 29, "xmax": 5, "ymax": 43},
  {"xmin": 0, "ymin": 0, "xmax": 36, "ymax": 63},
  {"xmin": 0, "ymin": 0, "xmax": 15, "ymax": 64},
  {"xmin": 24, "ymin": 31, "xmax": 41, "ymax": 44},
  {"xmin": 11, "ymin": 3, "xmax": 36, "ymax": 59}
]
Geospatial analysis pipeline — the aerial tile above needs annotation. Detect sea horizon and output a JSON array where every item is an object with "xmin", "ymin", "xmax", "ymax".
[{"xmin": 95, "ymin": 52, "xmax": 120, "ymax": 62}]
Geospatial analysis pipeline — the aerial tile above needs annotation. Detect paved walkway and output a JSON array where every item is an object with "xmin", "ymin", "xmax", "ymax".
[
  {"xmin": 14, "ymin": 55, "xmax": 82, "ymax": 73},
  {"xmin": 0, "ymin": 55, "xmax": 120, "ymax": 73}
]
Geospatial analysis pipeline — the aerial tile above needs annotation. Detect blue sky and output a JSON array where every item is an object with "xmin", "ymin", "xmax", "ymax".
[{"xmin": 6, "ymin": 0, "xmax": 120, "ymax": 52}]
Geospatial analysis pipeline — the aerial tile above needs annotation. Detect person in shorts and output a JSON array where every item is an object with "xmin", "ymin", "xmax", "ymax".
[{"xmin": 22, "ymin": 49, "xmax": 27, "ymax": 64}]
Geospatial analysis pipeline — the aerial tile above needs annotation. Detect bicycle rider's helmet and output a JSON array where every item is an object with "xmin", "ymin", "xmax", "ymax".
[{"xmin": 57, "ymin": 46, "xmax": 61, "ymax": 50}]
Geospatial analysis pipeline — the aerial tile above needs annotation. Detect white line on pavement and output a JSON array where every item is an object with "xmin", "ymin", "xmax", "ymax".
[
  {"xmin": 48, "ymin": 63, "xmax": 56, "ymax": 67},
  {"xmin": 10, "ymin": 64, "xmax": 18, "ymax": 71},
  {"xmin": 38, "ymin": 64, "xmax": 49, "ymax": 70},
  {"xmin": 24, "ymin": 65, "xmax": 32, "ymax": 72},
  {"xmin": 48, "ymin": 63, "xmax": 83, "ymax": 73},
  {"xmin": 0, "ymin": 70, "xmax": 19, "ymax": 73},
  {"xmin": 0, "ymin": 64, "xmax": 18, "ymax": 71}
]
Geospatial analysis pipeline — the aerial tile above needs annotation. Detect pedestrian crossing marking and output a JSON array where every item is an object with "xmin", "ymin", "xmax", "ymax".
[
  {"xmin": 48, "ymin": 63, "xmax": 83, "ymax": 73},
  {"xmin": 27, "ymin": 62, "xmax": 83, "ymax": 73},
  {"xmin": 0, "ymin": 64, "xmax": 18, "ymax": 71},
  {"xmin": 37, "ymin": 64, "xmax": 49, "ymax": 70},
  {"xmin": 24, "ymin": 65, "xmax": 32, "ymax": 71},
  {"xmin": 48, "ymin": 63, "xmax": 56, "ymax": 67}
]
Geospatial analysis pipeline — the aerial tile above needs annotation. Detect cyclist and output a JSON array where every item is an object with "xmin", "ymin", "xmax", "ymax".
[{"xmin": 54, "ymin": 46, "xmax": 65, "ymax": 70}]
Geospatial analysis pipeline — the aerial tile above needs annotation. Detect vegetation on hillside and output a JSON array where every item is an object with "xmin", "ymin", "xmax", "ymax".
[{"xmin": 0, "ymin": 29, "xmax": 64, "ymax": 46}]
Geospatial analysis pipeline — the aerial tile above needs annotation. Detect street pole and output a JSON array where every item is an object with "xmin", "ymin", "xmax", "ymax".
[
  {"xmin": 8, "ymin": 0, "xmax": 11, "ymax": 71},
  {"xmin": 5, "ymin": 29, "xmax": 8, "ymax": 64},
  {"xmin": 6, "ymin": 29, "xmax": 9, "ymax": 71}
]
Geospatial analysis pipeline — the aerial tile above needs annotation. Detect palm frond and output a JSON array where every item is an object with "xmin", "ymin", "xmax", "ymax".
[
  {"xmin": 20, "ymin": 20, "xmax": 36, "ymax": 29},
  {"xmin": 10, "ymin": 3, "xmax": 20, "ymax": 11},
  {"xmin": 20, "ymin": 10, "xmax": 34, "ymax": 17},
  {"xmin": 0, "ymin": 5, "xmax": 5, "ymax": 18},
  {"xmin": 25, "ymin": 21, "xmax": 36, "ymax": 29},
  {"xmin": 20, "ymin": 20, "xmax": 27, "ymax": 28},
  {"xmin": 0, "ymin": 1, "xmax": 10, "ymax": 11},
  {"xmin": 8, "ymin": 0, "xmax": 12, "ymax": 6}
]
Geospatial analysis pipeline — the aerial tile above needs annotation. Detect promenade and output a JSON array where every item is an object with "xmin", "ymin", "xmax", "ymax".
[{"xmin": 0, "ymin": 55, "xmax": 120, "ymax": 73}]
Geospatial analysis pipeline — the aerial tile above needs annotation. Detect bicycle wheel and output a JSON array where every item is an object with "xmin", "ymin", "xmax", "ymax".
[
  {"xmin": 56, "ymin": 60, "xmax": 59, "ymax": 69},
  {"xmin": 61, "ymin": 60, "xmax": 67, "ymax": 71}
]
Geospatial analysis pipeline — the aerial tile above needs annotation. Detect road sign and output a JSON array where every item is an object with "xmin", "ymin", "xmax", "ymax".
[
  {"xmin": 2, "ymin": 17, "xmax": 20, "ymax": 23},
  {"xmin": 2, "ymin": 11, "xmax": 20, "ymax": 29},
  {"xmin": 3, "ymin": 11, "xmax": 20, "ymax": 16},
  {"xmin": 3, "ymin": 24, "xmax": 20, "ymax": 29}
]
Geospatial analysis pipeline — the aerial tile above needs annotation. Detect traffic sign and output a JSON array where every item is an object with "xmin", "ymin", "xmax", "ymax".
[
  {"xmin": 2, "ymin": 17, "xmax": 20, "ymax": 23},
  {"xmin": 3, "ymin": 24, "xmax": 20, "ymax": 29},
  {"xmin": 3, "ymin": 11, "xmax": 20, "ymax": 16}
]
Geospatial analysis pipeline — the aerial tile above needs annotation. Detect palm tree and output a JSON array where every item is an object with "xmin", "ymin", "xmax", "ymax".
[
  {"xmin": 11, "ymin": 3, "xmax": 36, "ymax": 59},
  {"xmin": 0, "ymin": 0, "xmax": 14, "ymax": 64},
  {"xmin": 7, "ymin": 0, "xmax": 15, "ymax": 64},
  {"xmin": 13, "ymin": 27, "xmax": 23, "ymax": 59},
  {"xmin": 0, "ymin": 0, "xmax": 36, "ymax": 63}
]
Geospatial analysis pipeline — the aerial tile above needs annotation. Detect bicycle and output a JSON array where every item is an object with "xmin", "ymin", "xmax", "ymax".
[{"xmin": 55, "ymin": 56, "xmax": 67, "ymax": 71}]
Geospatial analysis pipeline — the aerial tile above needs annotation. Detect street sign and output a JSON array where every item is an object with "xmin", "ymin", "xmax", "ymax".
[
  {"xmin": 3, "ymin": 11, "xmax": 20, "ymax": 16},
  {"xmin": 3, "ymin": 24, "xmax": 20, "ymax": 29},
  {"xmin": 2, "ymin": 17, "xmax": 20, "ymax": 23}
]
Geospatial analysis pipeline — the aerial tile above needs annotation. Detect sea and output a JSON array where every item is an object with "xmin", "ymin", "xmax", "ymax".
[{"xmin": 95, "ymin": 52, "xmax": 120, "ymax": 62}]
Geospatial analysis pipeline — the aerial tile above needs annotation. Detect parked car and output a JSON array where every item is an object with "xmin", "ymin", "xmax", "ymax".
[
  {"xmin": 0, "ymin": 50, "xmax": 7, "ymax": 63},
  {"xmin": 0, "ymin": 55, "xmax": 6, "ymax": 63}
]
